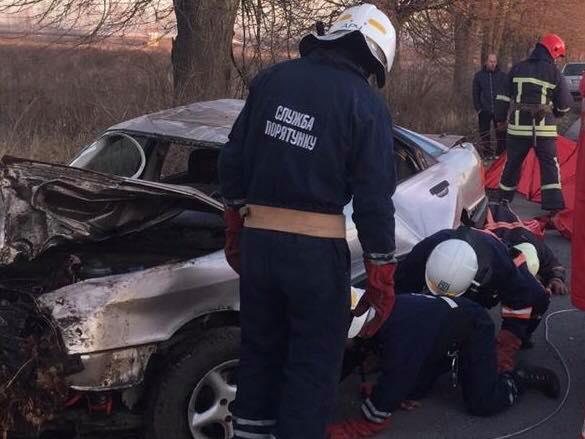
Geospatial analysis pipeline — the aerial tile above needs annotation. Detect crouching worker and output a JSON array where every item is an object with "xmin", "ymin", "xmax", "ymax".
[
  {"xmin": 484, "ymin": 201, "xmax": 568, "ymax": 296},
  {"xmin": 327, "ymin": 291, "xmax": 560, "ymax": 439},
  {"xmin": 394, "ymin": 225, "xmax": 550, "ymax": 372}
]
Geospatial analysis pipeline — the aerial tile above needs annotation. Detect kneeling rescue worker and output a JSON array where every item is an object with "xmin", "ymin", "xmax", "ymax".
[
  {"xmin": 495, "ymin": 34, "xmax": 573, "ymax": 211},
  {"xmin": 394, "ymin": 225, "xmax": 550, "ymax": 373},
  {"xmin": 326, "ymin": 292, "xmax": 560, "ymax": 439},
  {"xmin": 485, "ymin": 201, "xmax": 568, "ymax": 296},
  {"xmin": 218, "ymin": 4, "xmax": 398, "ymax": 439}
]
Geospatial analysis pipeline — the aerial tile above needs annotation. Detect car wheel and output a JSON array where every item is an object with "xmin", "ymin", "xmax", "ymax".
[{"xmin": 145, "ymin": 327, "xmax": 240, "ymax": 439}]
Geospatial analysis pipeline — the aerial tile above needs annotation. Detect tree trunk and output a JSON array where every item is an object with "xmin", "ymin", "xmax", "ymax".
[
  {"xmin": 172, "ymin": 0, "xmax": 239, "ymax": 104},
  {"xmin": 452, "ymin": 4, "xmax": 477, "ymax": 101}
]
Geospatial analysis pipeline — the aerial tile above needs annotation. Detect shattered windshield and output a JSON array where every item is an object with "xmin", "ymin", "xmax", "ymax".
[{"xmin": 70, "ymin": 132, "xmax": 146, "ymax": 178}]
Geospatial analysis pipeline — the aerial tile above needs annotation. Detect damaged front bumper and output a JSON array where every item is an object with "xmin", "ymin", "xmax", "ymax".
[{"xmin": 68, "ymin": 344, "xmax": 157, "ymax": 391}]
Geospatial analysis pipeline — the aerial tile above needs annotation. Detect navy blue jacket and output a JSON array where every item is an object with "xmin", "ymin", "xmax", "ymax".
[
  {"xmin": 472, "ymin": 66, "xmax": 508, "ymax": 114},
  {"xmin": 495, "ymin": 44, "xmax": 572, "ymax": 138},
  {"xmin": 218, "ymin": 48, "xmax": 396, "ymax": 256},
  {"xmin": 395, "ymin": 226, "xmax": 549, "ymax": 340},
  {"xmin": 486, "ymin": 203, "xmax": 565, "ymax": 284}
]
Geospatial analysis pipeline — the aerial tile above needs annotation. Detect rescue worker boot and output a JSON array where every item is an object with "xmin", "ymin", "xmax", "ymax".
[{"xmin": 513, "ymin": 366, "xmax": 560, "ymax": 398}]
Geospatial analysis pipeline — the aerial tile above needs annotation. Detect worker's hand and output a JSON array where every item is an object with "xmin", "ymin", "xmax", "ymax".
[
  {"xmin": 400, "ymin": 400, "xmax": 422, "ymax": 411},
  {"xmin": 546, "ymin": 278, "xmax": 568, "ymax": 296},
  {"xmin": 354, "ymin": 260, "xmax": 396, "ymax": 338},
  {"xmin": 223, "ymin": 206, "xmax": 244, "ymax": 274},
  {"xmin": 496, "ymin": 121, "xmax": 508, "ymax": 131}
]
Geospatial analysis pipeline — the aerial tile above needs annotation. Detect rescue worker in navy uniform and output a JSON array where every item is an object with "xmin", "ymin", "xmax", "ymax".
[
  {"xmin": 218, "ymin": 5, "xmax": 398, "ymax": 439},
  {"xmin": 495, "ymin": 34, "xmax": 573, "ymax": 211},
  {"xmin": 393, "ymin": 226, "xmax": 550, "ymax": 373},
  {"xmin": 326, "ymin": 293, "xmax": 560, "ymax": 439},
  {"xmin": 485, "ymin": 201, "xmax": 568, "ymax": 296}
]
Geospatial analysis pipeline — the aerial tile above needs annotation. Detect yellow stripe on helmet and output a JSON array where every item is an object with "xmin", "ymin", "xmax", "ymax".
[{"xmin": 368, "ymin": 18, "xmax": 387, "ymax": 34}]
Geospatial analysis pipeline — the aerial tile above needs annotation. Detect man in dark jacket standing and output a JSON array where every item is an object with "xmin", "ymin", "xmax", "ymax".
[
  {"xmin": 495, "ymin": 34, "xmax": 573, "ymax": 212},
  {"xmin": 473, "ymin": 53, "xmax": 508, "ymax": 159},
  {"xmin": 218, "ymin": 4, "xmax": 398, "ymax": 439}
]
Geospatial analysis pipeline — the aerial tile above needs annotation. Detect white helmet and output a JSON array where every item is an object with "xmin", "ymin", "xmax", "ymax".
[
  {"xmin": 348, "ymin": 287, "xmax": 375, "ymax": 338},
  {"xmin": 425, "ymin": 239, "xmax": 479, "ymax": 297},
  {"xmin": 299, "ymin": 4, "xmax": 396, "ymax": 87},
  {"xmin": 514, "ymin": 242, "xmax": 540, "ymax": 276}
]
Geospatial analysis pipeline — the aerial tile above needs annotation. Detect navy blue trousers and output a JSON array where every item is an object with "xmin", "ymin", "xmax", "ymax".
[
  {"xmin": 233, "ymin": 228, "xmax": 351, "ymax": 439},
  {"xmin": 369, "ymin": 295, "xmax": 517, "ymax": 418}
]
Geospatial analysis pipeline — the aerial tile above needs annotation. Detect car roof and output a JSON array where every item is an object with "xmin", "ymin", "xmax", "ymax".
[
  {"xmin": 107, "ymin": 98, "xmax": 421, "ymax": 148},
  {"xmin": 107, "ymin": 99, "xmax": 246, "ymax": 146}
]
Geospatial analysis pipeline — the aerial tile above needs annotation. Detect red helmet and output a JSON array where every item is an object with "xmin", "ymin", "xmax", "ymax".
[{"xmin": 540, "ymin": 33, "xmax": 566, "ymax": 59}]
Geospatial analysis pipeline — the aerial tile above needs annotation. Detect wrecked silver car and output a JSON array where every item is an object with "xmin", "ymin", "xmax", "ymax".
[{"xmin": 0, "ymin": 99, "xmax": 486, "ymax": 438}]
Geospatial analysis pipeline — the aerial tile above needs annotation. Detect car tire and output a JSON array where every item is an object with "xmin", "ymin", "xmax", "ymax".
[{"xmin": 145, "ymin": 327, "xmax": 240, "ymax": 439}]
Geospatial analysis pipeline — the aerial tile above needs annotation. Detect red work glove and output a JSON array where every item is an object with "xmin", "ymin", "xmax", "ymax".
[
  {"xmin": 496, "ymin": 329, "xmax": 522, "ymax": 373},
  {"xmin": 224, "ymin": 206, "xmax": 244, "ymax": 274},
  {"xmin": 546, "ymin": 278, "xmax": 568, "ymax": 296},
  {"xmin": 327, "ymin": 417, "xmax": 390, "ymax": 439},
  {"xmin": 354, "ymin": 261, "xmax": 396, "ymax": 338}
]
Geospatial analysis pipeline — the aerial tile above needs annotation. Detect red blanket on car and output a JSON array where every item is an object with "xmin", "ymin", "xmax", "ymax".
[
  {"xmin": 485, "ymin": 135, "xmax": 579, "ymax": 239},
  {"xmin": 572, "ymin": 78, "xmax": 585, "ymax": 310}
]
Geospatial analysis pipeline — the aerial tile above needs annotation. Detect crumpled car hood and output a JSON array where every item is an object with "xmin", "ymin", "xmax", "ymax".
[{"xmin": 0, "ymin": 156, "xmax": 222, "ymax": 265}]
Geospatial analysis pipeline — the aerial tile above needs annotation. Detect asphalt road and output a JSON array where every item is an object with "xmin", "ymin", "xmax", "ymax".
[{"xmin": 334, "ymin": 197, "xmax": 583, "ymax": 439}]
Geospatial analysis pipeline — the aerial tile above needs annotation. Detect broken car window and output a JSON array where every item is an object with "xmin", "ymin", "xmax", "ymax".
[{"xmin": 70, "ymin": 132, "xmax": 145, "ymax": 178}]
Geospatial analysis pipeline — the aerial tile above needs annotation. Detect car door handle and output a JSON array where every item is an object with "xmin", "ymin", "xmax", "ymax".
[{"xmin": 430, "ymin": 180, "xmax": 450, "ymax": 198}]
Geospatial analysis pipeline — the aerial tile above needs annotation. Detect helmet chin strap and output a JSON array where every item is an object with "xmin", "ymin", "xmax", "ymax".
[{"xmin": 315, "ymin": 21, "xmax": 325, "ymax": 36}]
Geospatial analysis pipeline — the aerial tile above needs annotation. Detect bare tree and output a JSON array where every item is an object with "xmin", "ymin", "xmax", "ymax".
[
  {"xmin": 172, "ymin": 0, "xmax": 239, "ymax": 103},
  {"xmin": 0, "ymin": 0, "xmax": 242, "ymax": 103}
]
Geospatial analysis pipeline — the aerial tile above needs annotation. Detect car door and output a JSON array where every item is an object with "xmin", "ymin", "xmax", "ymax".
[{"xmin": 345, "ymin": 128, "xmax": 459, "ymax": 281}]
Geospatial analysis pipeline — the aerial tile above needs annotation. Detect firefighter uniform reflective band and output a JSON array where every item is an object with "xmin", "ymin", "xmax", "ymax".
[
  {"xmin": 361, "ymin": 398, "xmax": 391, "ymax": 424},
  {"xmin": 243, "ymin": 204, "xmax": 346, "ymax": 239},
  {"xmin": 234, "ymin": 416, "xmax": 277, "ymax": 439},
  {"xmin": 498, "ymin": 137, "xmax": 564, "ymax": 210},
  {"xmin": 494, "ymin": 43, "xmax": 573, "ymax": 211},
  {"xmin": 502, "ymin": 306, "xmax": 533, "ymax": 320}
]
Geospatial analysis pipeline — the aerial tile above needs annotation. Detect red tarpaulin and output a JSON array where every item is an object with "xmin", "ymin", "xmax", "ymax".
[
  {"xmin": 572, "ymin": 77, "xmax": 585, "ymax": 310},
  {"xmin": 485, "ymin": 135, "xmax": 579, "ymax": 238}
]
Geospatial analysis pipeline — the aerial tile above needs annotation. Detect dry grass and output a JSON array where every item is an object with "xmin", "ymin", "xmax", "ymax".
[
  {"xmin": 0, "ymin": 43, "xmax": 174, "ymax": 163},
  {"xmin": 0, "ymin": 43, "xmax": 479, "ymax": 164}
]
